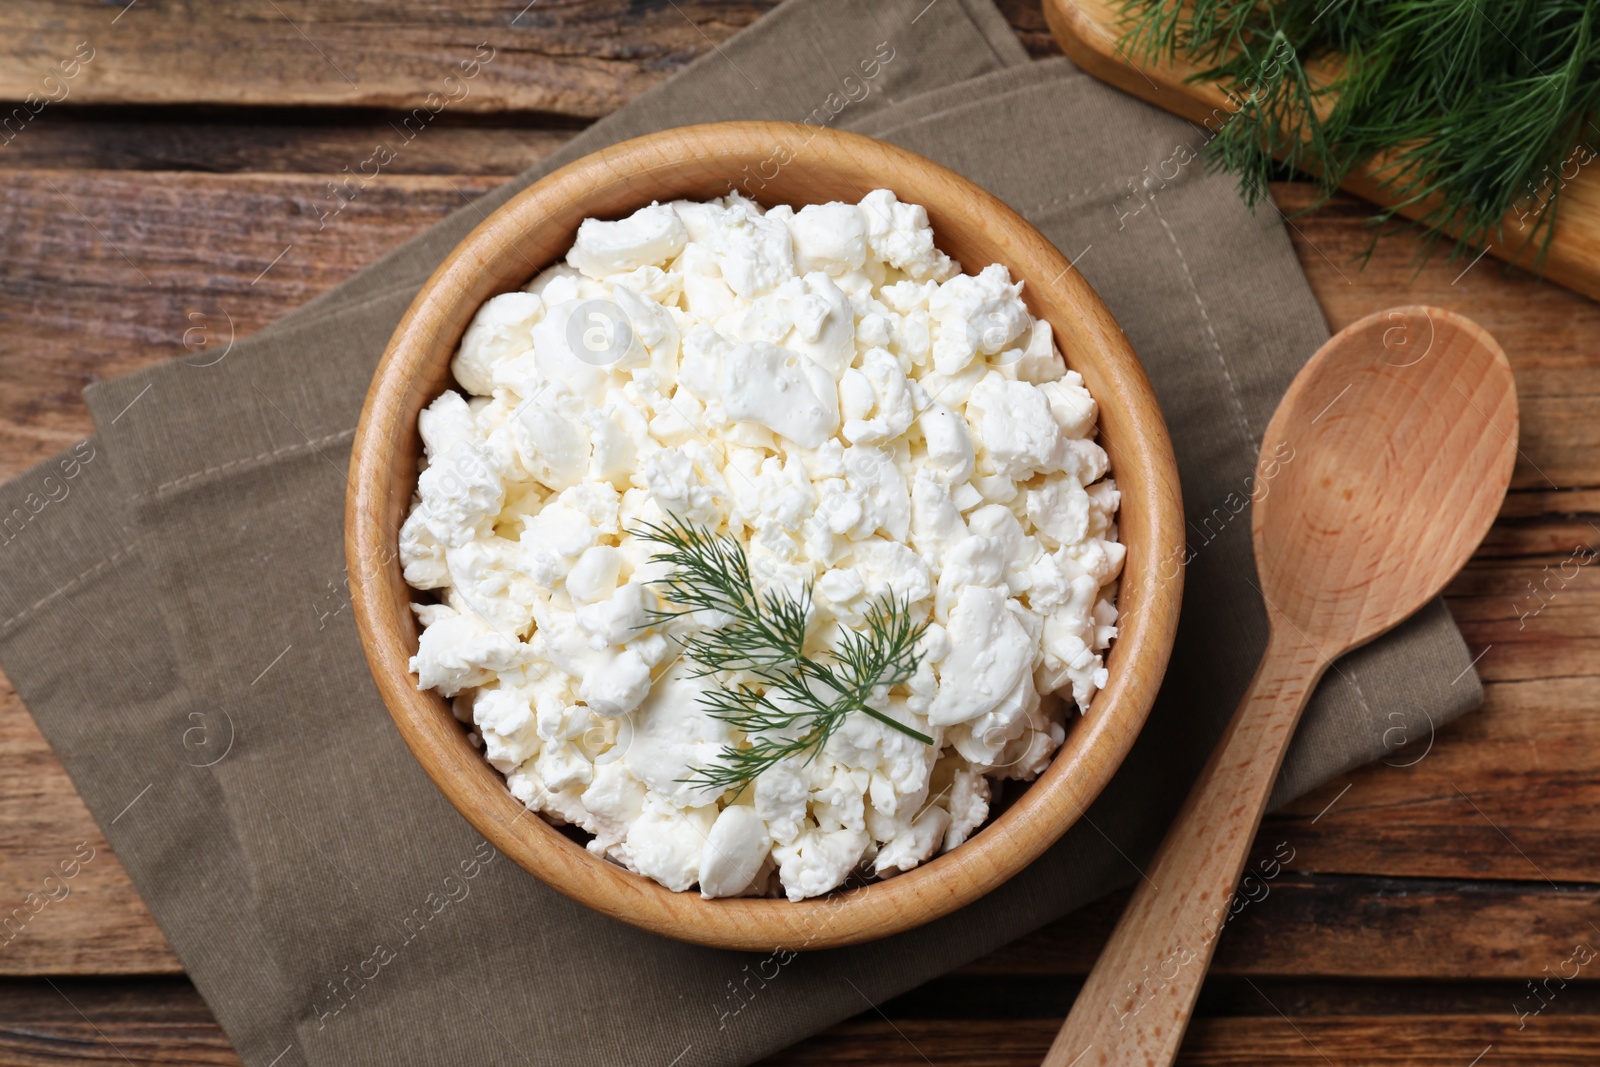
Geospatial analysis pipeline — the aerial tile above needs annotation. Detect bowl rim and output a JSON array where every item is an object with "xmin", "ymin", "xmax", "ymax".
[{"xmin": 346, "ymin": 120, "xmax": 1184, "ymax": 951}]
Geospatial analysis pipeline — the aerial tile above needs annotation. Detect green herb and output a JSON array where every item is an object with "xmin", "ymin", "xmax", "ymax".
[
  {"xmin": 1119, "ymin": 0, "xmax": 1600, "ymax": 267},
  {"xmin": 635, "ymin": 518, "xmax": 932, "ymax": 793}
]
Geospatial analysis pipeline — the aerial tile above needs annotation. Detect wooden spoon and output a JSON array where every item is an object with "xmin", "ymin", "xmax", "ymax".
[{"xmin": 1043, "ymin": 306, "xmax": 1518, "ymax": 1067}]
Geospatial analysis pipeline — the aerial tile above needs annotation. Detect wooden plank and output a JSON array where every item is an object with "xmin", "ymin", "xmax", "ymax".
[
  {"xmin": 1264, "ymin": 675, "xmax": 1600, "ymax": 883},
  {"xmin": 960, "ymin": 875, "xmax": 1600, "ymax": 979},
  {"xmin": 0, "ymin": 1, "xmax": 774, "ymax": 117},
  {"xmin": 0, "ymin": 676, "xmax": 180, "ymax": 975},
  {"xmin": 767, "ymin": 1016, "xmax": 1600, "ymax": 1066},
  {"xmin": 0, "ymin": 1, "xmax": 1043, "ymax": 174},
  {"xmin": 1451, "ymin": 575, "xmax": 1600, "ymax": 686},
  {"xmin": 0, "ymin": 170, "xmax": 505, "ymax": 482},
  {"xmin": 0, "ymin": 2, "xmax": 1051, "ymax": 116},
  {"xmin": 892, "ymin": 973, "xmax": 1600, "ymax": 1022},
  {"xmin": 5, "ymin": 980, "xmax": 1600, "ymax": 1067},
  {"xmin": 0, "ymin": 113, "xmax": 578, "ymax": 174},
  {"xmin": 1043, "ymin": 0, "xmax": 1600, "ymax": 305},
  {"xmin": 0, "ymin": 979, "xmax": 235, "ymax": 1064},
  {"xmin": 1500, "ymin": 489, "xmax": 1600, "ymax": 522}
]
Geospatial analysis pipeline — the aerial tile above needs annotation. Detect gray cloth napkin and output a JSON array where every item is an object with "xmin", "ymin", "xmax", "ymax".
[{"xmin": 0, "ymin": 2, "xmax": 1479, "ymax": 1065}]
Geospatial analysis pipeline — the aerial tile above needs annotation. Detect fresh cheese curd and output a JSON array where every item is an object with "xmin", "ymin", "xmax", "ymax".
[{"xmin": 400, "ymin": 190, "xmax": 1123, "ymax": 901}]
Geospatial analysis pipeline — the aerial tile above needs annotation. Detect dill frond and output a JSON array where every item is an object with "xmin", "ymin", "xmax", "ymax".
[
  {"xmin": 634, "ymin": 518, "xmax": 932, "ymax": 793},
  {"xmin": 1119, "ymin": 0, "xmax": 1600, "ymax": 270}
]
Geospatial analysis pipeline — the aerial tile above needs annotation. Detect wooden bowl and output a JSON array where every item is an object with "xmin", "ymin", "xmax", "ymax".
[{"xmin": 347, "ymin": 121, "xmax": 1184, "ymax": 951}]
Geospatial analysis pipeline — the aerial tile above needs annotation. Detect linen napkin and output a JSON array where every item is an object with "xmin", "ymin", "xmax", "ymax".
[{"xmin": 0, "ymin": 3, "xmax": 1479, "ymax": 1066}]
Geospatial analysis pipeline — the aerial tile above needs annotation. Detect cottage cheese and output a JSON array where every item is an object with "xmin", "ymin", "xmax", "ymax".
[{"xmin": 401, "ymin": 190, "xmax": 1123, "ymax": 901}]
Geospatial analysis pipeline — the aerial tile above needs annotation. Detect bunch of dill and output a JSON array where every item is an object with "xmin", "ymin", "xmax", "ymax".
[
  {"xmin": 635, "ymin": 518, "xmax": 931, "ymax": 792},
  {"xmin": 1120, "ymin": 0, "xmax": 1600, "ymax": 265}
]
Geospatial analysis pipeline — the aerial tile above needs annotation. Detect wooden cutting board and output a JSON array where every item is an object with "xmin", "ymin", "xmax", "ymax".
[{"xmin": 1044, "ymin": 0, "xmax": 1600, "ymax": 302}]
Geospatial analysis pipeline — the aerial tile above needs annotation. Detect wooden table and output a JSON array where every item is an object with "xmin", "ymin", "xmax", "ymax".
[{"xmin": 3, "ymin": 3, "xmax": 1598, "ymax": 1063}]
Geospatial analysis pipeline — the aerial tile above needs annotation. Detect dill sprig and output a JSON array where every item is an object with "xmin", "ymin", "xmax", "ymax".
[
  {"xmin": 635, "ymin": 518, "xmax": 932, "ymax": 792},
  {"xmin": 1119, "ymin": 0, "xmax": 1600, "ymax": 268}
]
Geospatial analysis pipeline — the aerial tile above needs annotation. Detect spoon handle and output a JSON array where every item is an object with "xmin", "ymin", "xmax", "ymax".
[{"xmin": 1043, "ymin": 628, "xmax": 1329, "ymax": 1067}]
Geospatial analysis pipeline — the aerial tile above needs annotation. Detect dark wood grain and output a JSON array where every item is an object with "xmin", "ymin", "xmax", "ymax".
[
  {"xmin": 766, "ymin": 1016, "xmax": 1600, "ymax": 1066},
  {"xmin": 963, "ymin": 876, "xmax": 1600, "ymax": 979},
  {"xmin": 0, "ymin": 979, "xmax": 237, "ymax": 1065},
  {"xmin": 0, "ymin": 1, "xmax": 1056, "ymax": 118},
  {"xmin": 0, "ymin": 677, "xmax": 180, "ymax": 975},
  {"xmin": 5, "ymin": 978, "xmax": 1600, "ymax": 1066},
  {"xmin": 993, "ymin": 0, "xmax": 1062, "ymax": 57},
  {"xmin": 1265, "ymin": 673, "xmax": 1600, "ymax": 884},
  {"xmin": 0, "ymin": 170, "xmax": 504, "ymax": 481},
  {"xmin": 0, "ymin": 109, "xmax": 580, "ymax": 174},
  {"xmin": 0, "ymin": 1, "xmax": 776, "ymax": 117}
]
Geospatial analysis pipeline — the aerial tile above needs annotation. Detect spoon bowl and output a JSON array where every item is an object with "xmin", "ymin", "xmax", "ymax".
[
  {"xmin": 1045, "ymin": 305, "xmax": 1517, "ymax": 1067},
  {"xmin": 1257, "ymin": 307, "xmax": 1518, "ymax": 646}
]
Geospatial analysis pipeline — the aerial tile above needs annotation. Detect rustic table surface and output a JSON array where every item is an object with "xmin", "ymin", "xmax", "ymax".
[{"xmin": 3, "ymin": 3, "xmax": 1597, "ymax": 1064}]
